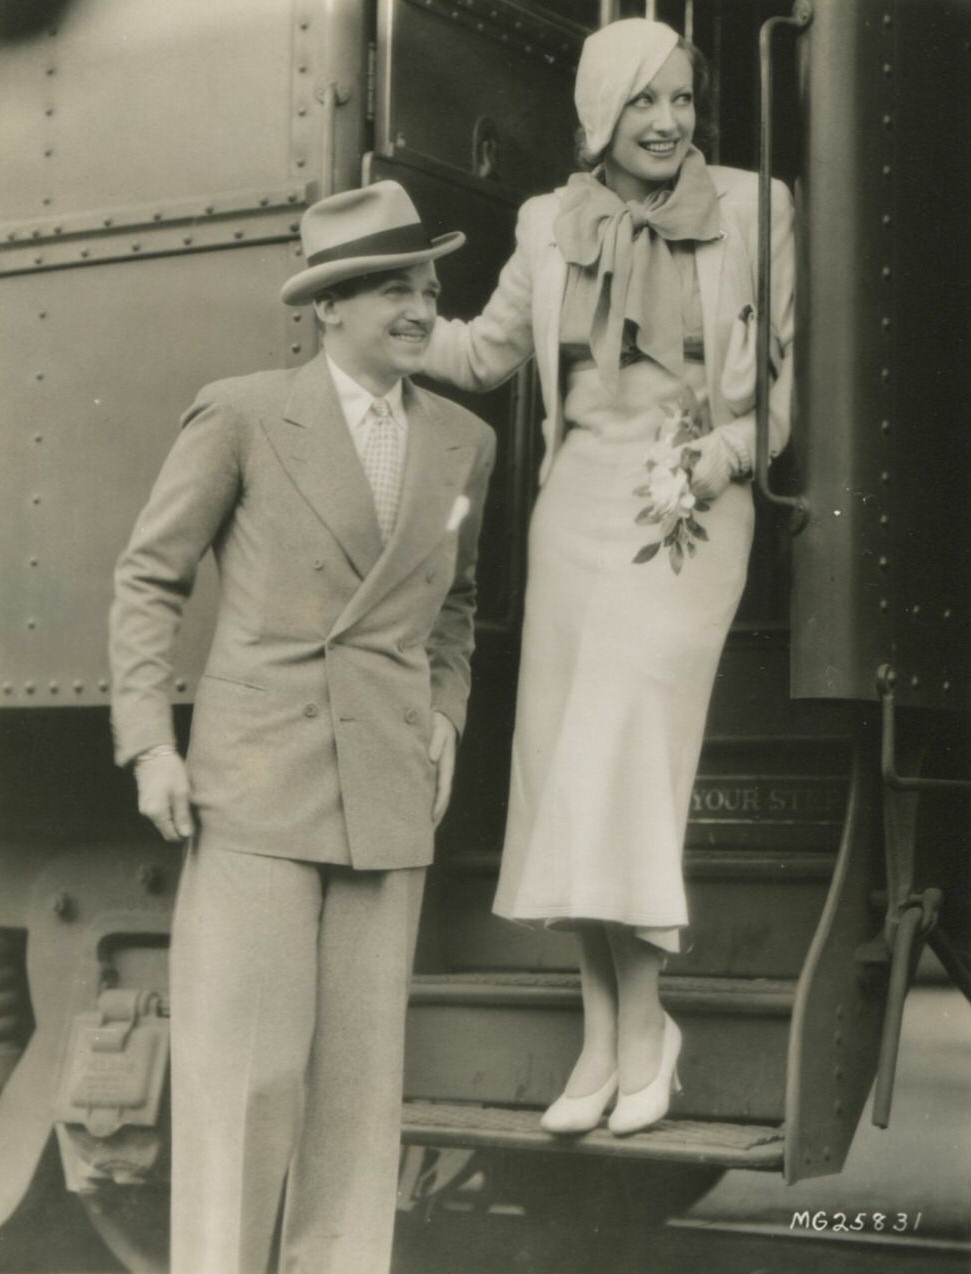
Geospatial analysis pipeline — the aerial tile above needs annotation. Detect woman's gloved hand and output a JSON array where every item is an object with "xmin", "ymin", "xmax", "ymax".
[{"xmin": 685, "ymin": 430, "xmax": 742, "ymax": 503}]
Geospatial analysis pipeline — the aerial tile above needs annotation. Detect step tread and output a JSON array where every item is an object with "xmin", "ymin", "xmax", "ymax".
[
  {"xmin": 410, "ymin": 972, "xmax": 796, "ymax": 1014},
  {"xmin": 401, "ymin": 1099, "xmax": 784, "ymax": 1167}
]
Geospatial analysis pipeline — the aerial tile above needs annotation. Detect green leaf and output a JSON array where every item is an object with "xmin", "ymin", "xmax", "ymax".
[
  {"xmin": 633, "ymin": 542, "xmax": 661, "ymax": 564},
  {"xmin": 636, "ymin": 507, "xmax": 662, "ymax": 525},
  {"xmin": 670, "ymin": 541, "xmax": 684, "ymax": 573}
]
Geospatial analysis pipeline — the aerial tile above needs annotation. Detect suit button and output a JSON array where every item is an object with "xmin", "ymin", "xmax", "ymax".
[
  {"xmin": 312, "ymin": 559, "xmax": 324, "ymax": 571},
  {"xmin": 303, "ymin": 704, "xmax": 318, "ymax": 718},
  {"xmin": 404, "ymin": 708, "xmax": 419, "ymax": 725}
]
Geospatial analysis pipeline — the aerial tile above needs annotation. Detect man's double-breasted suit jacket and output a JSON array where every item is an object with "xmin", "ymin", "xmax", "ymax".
[{"xmin": 109, "ymin": 353, "xmax": 496, "ymax": 870}]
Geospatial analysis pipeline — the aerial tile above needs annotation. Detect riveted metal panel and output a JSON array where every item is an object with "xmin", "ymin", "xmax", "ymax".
[
  {"xmin": 791, "ymin": 0, "xmax": 971, "ymax": 709},
  {"xmin": 0, "ymin": 242, "xmax": 301, "ymax": 705},
  {"xmin": 0, "ymin": 0, "xmax": 297, "ymax": 222}
]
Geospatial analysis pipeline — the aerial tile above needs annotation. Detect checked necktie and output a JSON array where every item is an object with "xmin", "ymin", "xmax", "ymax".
[{"xmin": 361, "ymin": 397, "xmax": 403, "ymax": 544}]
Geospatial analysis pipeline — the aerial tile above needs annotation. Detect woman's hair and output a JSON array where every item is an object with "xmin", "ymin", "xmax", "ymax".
[{"xmin": 575, "ymin": 35, "xmax": 717, "ymax": 170}]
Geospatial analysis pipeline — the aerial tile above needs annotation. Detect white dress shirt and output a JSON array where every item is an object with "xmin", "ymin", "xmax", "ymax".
[{"xmin": 325, "ymin": 354, "xmax": 409, "ymax": 458}]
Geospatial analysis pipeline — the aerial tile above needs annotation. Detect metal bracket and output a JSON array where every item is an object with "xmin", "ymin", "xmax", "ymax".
[
  {"xmin": 757, "ymin": 1, "xmax": 811, "ymax": 533},
  {"xmin": 316, "ymin": 81, "xmax": 351, "ymax": 198},
  {"xmin": 877, "ymin": 665, "xmax": 971, "ymax": 792}
]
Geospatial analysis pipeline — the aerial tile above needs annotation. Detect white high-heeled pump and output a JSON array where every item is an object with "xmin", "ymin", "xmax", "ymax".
[
  {"xmin": 540, "ymin": 1070, "xmax": 618, "ymax": 1135},
  {"xmin": 608, "ymin": 1012, "xmax": 683, "ymax": 1136}
]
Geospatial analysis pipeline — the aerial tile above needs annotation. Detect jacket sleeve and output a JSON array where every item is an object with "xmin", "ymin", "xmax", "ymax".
[
  {"xmin": 426, "ymin": 428, "xmax": 497, "ymax": 737},
  {"xmin": 716, "ymin": 176, "xmax": 795, "ymax": 471},
  {"xmin": 109, "ymin": 391, "xmax": 241, "ymax": 766},
  {"xmin": 423, "ymin": 199, "xmax": 540, "ymax": 392}
]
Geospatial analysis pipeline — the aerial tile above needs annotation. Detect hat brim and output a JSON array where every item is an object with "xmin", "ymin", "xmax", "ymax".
[{"xmin": 280, "ymin": 230, "xmax": 466, "ymax": 306}]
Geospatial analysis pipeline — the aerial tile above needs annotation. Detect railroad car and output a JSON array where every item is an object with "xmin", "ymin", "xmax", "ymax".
[{"xmin": 0, "ymin": 0, "xmax": 968, "ymax": 1267}]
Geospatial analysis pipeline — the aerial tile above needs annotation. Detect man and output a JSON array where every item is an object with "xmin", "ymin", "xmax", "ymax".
[{"xmin": 109, "ymin": 180, "xmax": 495, "ymax": 1274}]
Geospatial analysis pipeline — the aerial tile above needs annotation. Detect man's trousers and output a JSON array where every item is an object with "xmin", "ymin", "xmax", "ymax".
[{"xmin": 168, "ymin": 841, "xmax": 425, "ymax": 1274}]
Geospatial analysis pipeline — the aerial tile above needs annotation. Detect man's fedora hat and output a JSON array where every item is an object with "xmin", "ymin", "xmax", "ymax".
[{"xmin": 281, "ymin": 181, "xmax": 465, "ymax": 306}]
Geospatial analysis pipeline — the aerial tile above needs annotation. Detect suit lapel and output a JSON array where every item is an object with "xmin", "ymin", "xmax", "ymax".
[
  {"xmin": 329, "ymin": 383, "xmax": 475, "ymax": 640},
  {"xmin": 261, "ymin": 355, "xmax": 384, "ymax": 579}
]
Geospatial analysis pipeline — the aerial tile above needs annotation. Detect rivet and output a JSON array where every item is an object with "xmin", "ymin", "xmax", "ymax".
[
  {"xmin": 297, "ymin": 106, "xmax": 308, "ymax": 117},
  {"xmin": 834, "ymin": 1064, "xmax": 842, "ymax": 1079},
  {"xmin": 944, "ymin": 609, "xmax": 952, "ymax": 620},
  {"xmin": 834, "ymin": 1029, "xmax": 842, "ymax": 1044},
  {"xmin": 35, "ymin": 372, "xmax": 44, "ymax": 381},
  {"xmin": 153, "ymin": 211, "xmax": 163, "ymax": 221},
  {"xmin": 183, "ymin": 235, "xmax": 193, "ymax": 245},
  {"xmin": 882, "ymin": 114, "xmax": 892, "ymax": 128},
  {"xmin": 883, "ymin": 12, "xmax": 892, "ymax": 25},
  {"xmin": 881, "ymin": 266, "xmax": 892, "ymax": 280},
  {"xmin": 104, "ymin": 217, "xmax": 113, "ymax": 227},
  {"xmin": 2, "ymin": 684, "xmax": 12, "ymax": 694},
  {"xmin": 234, "ymin": 229, "xmax": 244, "ymax": 239},
  {"xmin": 45, "ymin": 65, "xmax": 56, "ymax": 75},
  {"xmin": 911, "ymin": 675, "xmax": 920, "ymax": 688},
  {"xmin": 880, "ymin": 599, "xmax": 889, "ymax": 611},
  {"xmin": 292, "ymin": 312, "xmax": 301, "ymax": 321},
  {"xmin": 131, "ymin": 242, "xmax": 141, "ymax": 252},
  {"xmin": 291, "ymin": 343, "xmax": 302, "ymax": 354},
  {"xmin": 289, "ymin": 222, "xmax": 299, "ymax": 234},
  {"xmin": 943, "ymin": 680, "xmax": 951, "ymax": 691},
  {"xmin": 259, "ymin": 197, "xmax": 269, "ymax": 207},
  {"xmin": 38, "ymin": 311, "xmax": 47, "ymax": 319},
  {"xmin": 7, "ymin": 232, "xmax": 16, "ymax": 241},
  {"xmin": 45, "ymin": 106, "xmax": 55, "ymax": 116},
  {"xmin": 32, "ymin": 228, "xmax": 41, "ymax": 238},
  {"xmin": 31, "ymin": 494, "xmax": 41, "ymax": 504},
  {"xmin": 175, "ymin": 677, "xmax": 187, "ymax": 692},
  {"xmin": 834, "ymin": 1099, "xmax": 843, "ymax": 1114},
  {"xmin": 882, "ymin": 164, "xmax": 892, "ymax": 177},
  {"xmin": 98, "ymin": 678, "xmax": 109, "ymax": 692},
  {"xmin": 299, "ymin": 19, "xmax": 309, "ymax": 29},
  {"xmin": 288, "ymin": 192, "xmax": 299, "ymax": 203},
  {"xmin": 49, "ymin": 681, "xmax": 58, "ymax": 693},
  {"xmin": 73, "ymin": 680, "xmax": 83, "ymax": 692},
  {"xmin": 880, "ymin": 368, "xmax": 890, "ymax": 383},
  {"xmin": 294, "ymin": 246, "xmax": 303, "ymax": 257},
  {"xmin": 883, "ymin": 62, "xmax": 892, "ymax": 75},
  {"xmin": 34, "ymin": 433, "xmax": 43, "ymax": 443},
  {"xmin": 879, "ymin": 556, "xmax": 889, "ymax": 570},
  {"xmin": 25, "ymin": 681, "xmax": 36, "ymax": 694},
  {"xmin": 205, "ymin": 205, "xmax": 215, "ymax": 214},
  {"xmin": 29, "ymin": 556, "xmax": 38, "ymax": 566},
  {"xmin": 295, "ymin": 158, "xmax": 306, "ymax": 168},
  {"xmin": 53, "ymin": 224, "xmax": 62, "ymax": 234},
  {"xmin": 823, "ymin": 1146, "xmax": 832, "ymax": 1161},
  {"xmin": 912, "ymin": 604, "xmax": 921, "ymax": 616},
  {"xmin": 881, "ymin": 419, "xmax": 891, "ymax": 434},
  {"xmin": 297, "ymin": 63, "xmax": 308, "ymax": 73},
  {"xmin": 80, "ymin": 248, "xmax": 89, "ymax": 258},
  {"xmin": 43, "ymin": 147, "xmax": 53, "ymax": 157},
  {"xmin": 33, "ymin": 255, "xmax": 43, "ymax": 265},
  {"xmin": 881, "ymin": 316, "xmax": 891, "ymax": 330},
  {"xmin": 26, "ymin": 618, "xmax": 36, "ymax": 629},
  {"xmin": 881, "ymin": 471, "xmax": 889, "ymax": 483},
  {"xmin": 880, "ymin": 513, "xmax": 889, "ymax": 526}
]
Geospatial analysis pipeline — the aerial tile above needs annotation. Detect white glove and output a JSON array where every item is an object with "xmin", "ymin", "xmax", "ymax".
[{"xmin": 686, "ymin": 430, "xmax": 742, "ymax": 503}]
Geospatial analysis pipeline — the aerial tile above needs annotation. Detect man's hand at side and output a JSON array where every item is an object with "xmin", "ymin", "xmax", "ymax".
[
  {"xmin": 429, "ymin": 711, "xmax": 458, "ymax": 826},
  {"xmin": 135, "ymin": 749, "xmax": 194, "ymax": 842}
]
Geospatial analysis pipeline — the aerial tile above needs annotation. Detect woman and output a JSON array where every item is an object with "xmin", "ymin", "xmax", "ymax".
[{"xmin": 423, "ymin": 18, "xmax": 794, "ymax": 1136}]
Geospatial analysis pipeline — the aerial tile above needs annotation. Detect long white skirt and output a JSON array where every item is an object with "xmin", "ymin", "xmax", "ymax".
[{"xmin": 493, "ymin": 408, "xmax": 754, "ymax": 950}]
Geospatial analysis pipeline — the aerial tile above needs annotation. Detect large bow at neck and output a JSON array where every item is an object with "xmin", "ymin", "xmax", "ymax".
[{"xmin": 553, "ymin": 148, "xmax": 722, "ymax": 389}]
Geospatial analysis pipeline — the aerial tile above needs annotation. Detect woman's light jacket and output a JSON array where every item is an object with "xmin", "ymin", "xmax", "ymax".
[{"xmin": 424, "ymin": 165, "xmax": 794, "ymax": 487}]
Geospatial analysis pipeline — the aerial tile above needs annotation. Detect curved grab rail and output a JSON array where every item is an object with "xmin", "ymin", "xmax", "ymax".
[{"xmin": 757, "ymin": 1, "xmax": 811, "ymax": 532}]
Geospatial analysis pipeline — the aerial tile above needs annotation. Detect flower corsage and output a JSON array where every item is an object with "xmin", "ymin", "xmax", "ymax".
[{"xmin": 633, "ymin": 394, "xmax": 711, "ymax": 574}]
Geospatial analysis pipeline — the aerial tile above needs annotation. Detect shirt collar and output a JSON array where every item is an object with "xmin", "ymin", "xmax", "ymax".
[{"xmin": 325, "ymin": 354, "xmax": 406, "ymax": 431}]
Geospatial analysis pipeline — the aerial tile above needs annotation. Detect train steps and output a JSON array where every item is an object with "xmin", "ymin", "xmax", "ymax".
[
  {"xmin": 404, "ymin": 971, "xmax": 793, "ymax": 1124},
  {"xmin": 402, "ymin": 971, "xmax": 789, "ymax": 1169}
]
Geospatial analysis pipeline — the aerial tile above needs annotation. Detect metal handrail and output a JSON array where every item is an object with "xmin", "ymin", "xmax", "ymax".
[{"xmin": 757, "ymin": 2, "xmax": 811, "ymax": 531}]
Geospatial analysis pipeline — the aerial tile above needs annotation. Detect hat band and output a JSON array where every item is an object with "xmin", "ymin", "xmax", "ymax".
[{"xmin": 306, "ymin": 222, "xmax": 433, "ymax": 268}]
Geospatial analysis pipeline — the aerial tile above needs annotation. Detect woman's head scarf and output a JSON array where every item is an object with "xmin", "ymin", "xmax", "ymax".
[{"xmin": 575, "ymin": 19, "xmax": 681, "ymax": 160}]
